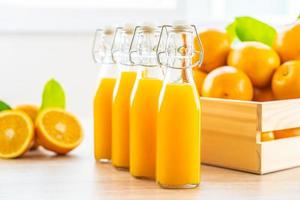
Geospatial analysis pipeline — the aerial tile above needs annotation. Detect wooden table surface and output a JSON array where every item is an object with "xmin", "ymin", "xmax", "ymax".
[{"xmin": 1, "ymin": 121, "xmax": 300, "ymax": 200}]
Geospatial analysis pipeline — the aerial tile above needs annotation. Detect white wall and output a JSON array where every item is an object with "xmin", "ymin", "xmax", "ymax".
[
  {"xmin": 0, "ymin": 0, "xmax": 299, "ymax": 119},
  {"xmin": 0, "ymin": 33, "xmax": 96, "ymax": 118}
]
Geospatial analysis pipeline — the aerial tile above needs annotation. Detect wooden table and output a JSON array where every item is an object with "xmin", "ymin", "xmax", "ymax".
[{"xmin": 1, "ymin": 121, "xmax": 300, "ymax": 200}]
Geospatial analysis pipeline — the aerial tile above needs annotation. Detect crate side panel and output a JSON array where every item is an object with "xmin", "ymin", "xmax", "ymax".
[
  {"xmin": 261, "ymin": 99, "xmax": 300, "ymax": 132},
  {"xmin": 202, "ymin": 129, "xmax": 261, "ymax": 173},
  {"xmin": 201, "ymin": 98, "xmax": 260, "ymax": 173},
  {"xmin": 261, "ymin": 137, "xmax": 300, "ymax": 174}
]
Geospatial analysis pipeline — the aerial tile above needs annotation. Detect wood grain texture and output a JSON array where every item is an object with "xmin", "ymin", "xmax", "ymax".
[
  {"xmin": 1, "ymin": 120, "xmax": 300, "ymax": 200},
  {"xmin": 260, "ymin": 99, "xmax": 300, "ymax": 132},
  {"xmin": 260, "ymin": 137, "xmax": 300, "ymax": 174},
  {"xmin": 201, "ymin": 97, "xmax": 260, "ymax": 173},
  {"xmin": 201, "ymin": 97, "xmax": 300, "ymax": 174},
  {"xmin": 1, "ymin": 141, "xmax": 300, "ymax": 200}
]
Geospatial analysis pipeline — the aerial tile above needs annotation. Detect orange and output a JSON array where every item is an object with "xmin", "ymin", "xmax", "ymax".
[
  {"xmin": 15, "ymin": 104, "xmax": 39, "ymax": 150},
  {"xmin": 261, "ymin": 132, "xmax": 275, "ymax": 142},
  {"xmin": 274, "ymin": 21, "xmax": 300, "ymax": 62},
  {"xmin": 36, "ymin": 108, "xmax": 83, "ymax": 154},
  {"xmin": 253, "ymin": 87, "xmax": 275, "ymax": 101},
  {"xmin": 202, "ymin": 66, "xmax": 253, "ymax": 100},
  {"xmin": 273, "ymin": 128, "xmax": 300, "ymax": 139},
  {"xmin": 0, "ymin": 110, "xmax": 34, "ymax": 158},
  {"xmin": 193, "ymin": 29, "xmax": 230, "ymax": 72},
  {"xmin": 272, "ymin": 60, "xmax": 300, "ymax": 99},
  {"xmin": 227, "ymin": 41, "xmax": 280, "ymax": 88},
  {"xmin": 192, "ymin": 67, "xmax": 207, "ymax": 95}
]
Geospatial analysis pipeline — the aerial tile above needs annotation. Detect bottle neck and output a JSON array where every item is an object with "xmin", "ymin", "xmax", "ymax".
[
  {"xmin": 136, "ymin": 65, "xmax": 163, "ymax": 80},
  {"xmin": 97, "ymin": 63, "xmax": 119, "ymax": 79},
  {"xmin": 163, "ymin": 66, "xmax": 194, "ymax": 85},
  {"xmin": 118, "ymin": 33, "xmax": 133, "ymax": 65}
]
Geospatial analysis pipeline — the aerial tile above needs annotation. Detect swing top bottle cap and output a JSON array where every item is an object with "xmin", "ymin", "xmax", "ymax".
[
  {"xmin": 172, "ymin": 20, "xmax": 192, "ymax": 32},
  {"xmin": 103, "ymin": 26, "xmax": 115, "ymax": 35},
  {"xmin": 123, "ymin": 23, "xmax": 135, "ymax": 34},
  {"xmin": 140, "ymin": 22, "xmax": 156, "ymax": 33}
]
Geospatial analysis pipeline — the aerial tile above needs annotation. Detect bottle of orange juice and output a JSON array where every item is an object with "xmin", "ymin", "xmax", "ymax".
[
  {"xmin": 93, "ymin": 27, "xmax": 119, "ymax": 163},
  {"xmin": 111, "ymin": 24, "xmax": 137, "ymax": 169},
  {"xmin": 129, "ymin": 24, "xmax": 163, "ymax": 179},
  {"xmin": 156, "ymin": 23, "xmax": 204, "ymax": 188}
]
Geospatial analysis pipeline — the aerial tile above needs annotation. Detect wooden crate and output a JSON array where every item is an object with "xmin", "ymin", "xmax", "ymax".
[{"xmin": 201, "ymin": 97, "xmax": 300, "ymax": 174}]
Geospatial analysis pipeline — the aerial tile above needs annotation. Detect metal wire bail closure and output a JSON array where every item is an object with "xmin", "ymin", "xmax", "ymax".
[
  {"xmin": 128, "ymin": 25, "xmax": 141, "ymax": 66},
  {"xmin": 92, "ymin": 27, "xmax": 116, "ymax": 64},
  {"xmin": 156, "ymin": 25, "xmax": 170, "ymax": 67},
  {"xmin": 191, "ymin": 24, "xmax": 204, "ymax": 68},
  {"xmin": 129, "ymin": 25, "xmax": 161, "ymax": 67},
  {"xmin": 156, "ymin": 24, "xmax": 204, "ymax": 69},
  {"xmin": 111, "ymin": 24, "xmax": 135, "ymax": 66},
  {"xmin": 92, "ymin": 28, "xmax": 104, "ymax": 64},
  {"xmin": 111, "ymin": 27, "xmax": 122, "ymax": 64}
]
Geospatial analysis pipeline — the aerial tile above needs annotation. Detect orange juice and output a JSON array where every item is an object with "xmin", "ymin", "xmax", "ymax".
[
  {"xmin": 130, "ymin": 78, "xmax": 163, "ymax": 179},
  {"xmin": 94, "ymin": 78, "xmax": 116, "ymax": 161},
  {"xmin": 112, "ymin": 71, "xmax": 137, "ymax": 168},
  {"xmin": 157, "ymin": 83, "xmax": 200, "ymax": 188}
]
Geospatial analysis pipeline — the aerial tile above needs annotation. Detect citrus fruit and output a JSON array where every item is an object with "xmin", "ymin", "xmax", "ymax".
[
  {"xmin": 192, "ymin": 67, "xmax": 207, "ymax": 95},
  {"xmin": 273, "ymin": 128, "xmax": 300, "ymax": 139},
  {"xmin": 227, "ymin": 41, "xmax": 280, "ymax": 88},
  {"xmin": 193, "ymin": 29, "xmax": 230, "ymax": 72},
  {"xmin": 0, "ymin": 110, "xmax": 34, "ymax": 158},
  {"xmin": 274, "ymin": 21, "xmax": 300, "ymax": 62},
  {"xmin": 202, "ymin": 66, "xmax": 253, "ymax": 100},
  {"xmin": 253, "ymin": 87, "xmax": 275, "ymax": 101},
  {"xmin": 15, "ymin": 104, "xmax": 39, "ymax": 150},
  {"xmin": 36, "ymin": 108, "xmax": 83, "ymax": 154},
  {"xmin": 261, "ymin": 132, "xmax": 275, "ymax": 142},
  {"xmin": 272, "ymin": 60, "xmax": 300, "ymax": 99}
]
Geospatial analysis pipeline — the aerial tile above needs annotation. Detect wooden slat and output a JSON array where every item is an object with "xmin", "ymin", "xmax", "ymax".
[
  {"xmin": 201, "ymin": 98, "xmax": 259, "ymax": 139},
  {"xmin": 260, "ymin": 99, "xmax": 300, "ymax": 132},
  {"xmin": 201, "ymin": 97, "xmax": 260, "ymax": 173},
  {"xmin": 260, "ymin": 136, "xmax": 300, "ymax": 174},
  {"xmin": 202, "ymin": 129, "xmax": 261, "ymax": 174}
]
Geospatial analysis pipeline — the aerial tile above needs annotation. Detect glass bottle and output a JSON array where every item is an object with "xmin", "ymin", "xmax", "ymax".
[
  {"xmin": 129, "ymin": 24, "xmax": 163, "ymax": 179},
  {"xmin": 93, "ymin": 27, "xmax": 119, "ymax": 163},
  {"xmin": 111, "ymin": 24, "xmax": 137, "ymax": 169},
  {"xmin": 156, "ymin": 23, "xmax": 204, "ymax": 188}
]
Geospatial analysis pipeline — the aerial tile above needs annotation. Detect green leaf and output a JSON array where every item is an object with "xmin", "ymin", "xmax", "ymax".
[
  {"xmin": 0, "ymin": 100, "xmax": 11, "ymax": 111},
  {"xmin": 298, "ymin": 14, "xmax": 300, "ymax": 20},
  {"xmin": 234, "ymin": 16, "xmax": 276, "ymax": 47},
  {"xmin": 41, "ymin": 79, "xmax": 66, "ymax": 110},
  {"xmin": 226, "ymin": 21, "xmax": 237, "ymax": 42}
]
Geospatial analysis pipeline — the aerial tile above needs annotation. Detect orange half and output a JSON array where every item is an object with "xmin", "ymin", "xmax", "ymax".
[
  {"xmin": 15, "ymin": 104, "xmax": 40, "ymax": 150},
  {"xmin": 36, "ymin": 108, "xmax": 83, "ymax": 154},
  {"xmin": 0, "ymin": 110, "xmax": 34, "ymax": 158}
]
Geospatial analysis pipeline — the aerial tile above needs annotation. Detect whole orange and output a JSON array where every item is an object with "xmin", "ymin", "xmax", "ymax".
[
  {"xmin": 253, "ymin": 87, "xmax": 275, "ymax": 101},
  {"xmin": 193, "ymin": 29, "xmax": 230, "ymax": 73},
  {"xmin": 227, "ymin": 41, "xmax": 280, "ymax": 88},
  {"xmin": 273, "ymin": 128, "xmax": 300, "ymax": 139},
  {"xmin": 274, "ymin": 21, "xmax": 300, "ymax": 62},
  {"xmin": 192, "ymin": 67, "xmax": 207, "ymax": 96},
  {"xmin": 272, "ymin": 60, "xmax": 300, "ymax": 99},
  {"xmin": 202, "ymin": 66, "xmax": 253, "ymax": 100}
]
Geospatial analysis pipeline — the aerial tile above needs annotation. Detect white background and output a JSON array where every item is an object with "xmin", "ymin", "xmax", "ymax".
[{"xmin": 0, "ymin": 0, "xmax": 299, "ymax": 119}]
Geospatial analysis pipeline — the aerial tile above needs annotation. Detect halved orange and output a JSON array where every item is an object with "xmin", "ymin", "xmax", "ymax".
[
  {"xmin": 0, "ymin": 110, "xmax": 34, "ymax": 158},
  {"xmin": 15, "ymin": 104, "xmax": 40, "ymax": 150},
  {"xmin": 36, "ymin": 108, "xmax": 83, "ymax": 154}
]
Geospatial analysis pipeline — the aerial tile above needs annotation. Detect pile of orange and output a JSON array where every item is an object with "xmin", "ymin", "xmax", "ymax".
[
  {"xmin": 0, "ymin": 104, "xmax": 83, "ymax": 159},
  {"xmin": 192, "ymin": 20, "xmax": 300, "ymax": 142},
  {"xmin": 0, "ymin": 80, "xmax": 83, "ymax": 159}
]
